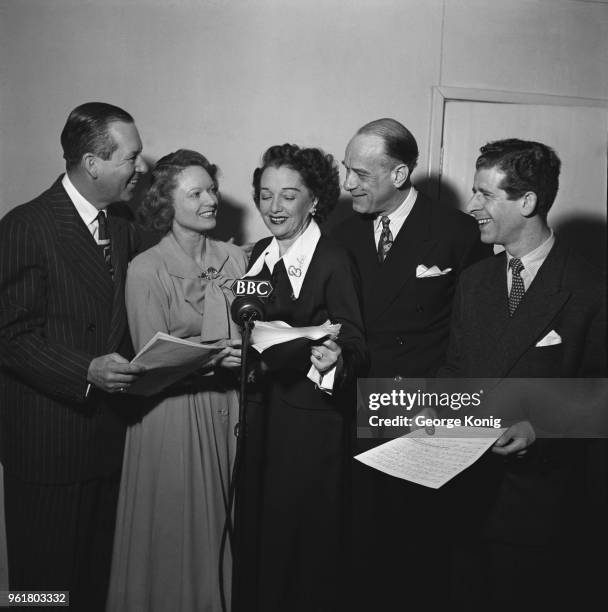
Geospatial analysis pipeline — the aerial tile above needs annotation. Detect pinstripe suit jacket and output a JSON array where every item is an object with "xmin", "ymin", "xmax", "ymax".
[{"xmin": 0, "ymin": 177, "xmax": 137, "ymax": 484}]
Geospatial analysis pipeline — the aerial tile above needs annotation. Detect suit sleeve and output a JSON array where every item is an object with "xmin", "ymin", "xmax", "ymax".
[
  {"xmin": 0, "ymin": 214, "xmax": 92, "ymax": 402},
  {"xmin": 437, "ymin": 275, "xmax": 466, "ymax": 378},
  {"xmin": 578, "ymin": 291, "xmax": 607, "ymax": 377},
  {"xmin": 325, "ymin": 249, "xmax": 368, "ymax": 389}
]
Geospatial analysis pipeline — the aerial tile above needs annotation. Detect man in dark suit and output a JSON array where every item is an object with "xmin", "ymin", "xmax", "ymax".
[
  {"xmin": 0, "ymin": 102, "xmax": 147, "ymax": 610},
  {"xmin": 334, "ymin": 118, "xmax": 489, "ymax": 377},
  {"xmin": 441, "ymin": 139, "xmax": 606, "ymax": 609},
  {"xmin": 332, "ymin": 118, "xmax": 489, "ymax": 609}
]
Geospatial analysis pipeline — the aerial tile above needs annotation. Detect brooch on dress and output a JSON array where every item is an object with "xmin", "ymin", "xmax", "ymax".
[
  {"xmin": 198, "ymin": 255, "xmax": 230, "ymax": 281},
  {"xmin": 200, "ymin": 267, "xmax": 219, "ymax": 280}
]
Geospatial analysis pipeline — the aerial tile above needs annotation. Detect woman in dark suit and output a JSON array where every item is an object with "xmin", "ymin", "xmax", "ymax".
[{"xmin": 237, "ymin": 144, "xmax": 366, "ymax": 612}]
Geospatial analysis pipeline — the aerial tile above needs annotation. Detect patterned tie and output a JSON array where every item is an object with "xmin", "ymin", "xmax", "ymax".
[
  {"xmin": 377, "ymin": 216, "xmax": 393, "ymax": 263},
  {"xmin": 97, "ymin": 210, "xmax": 114, "ymax": 277},
  {"xmin": 508, "ymin": 258, "xmax": 525, "ymax": 316}
]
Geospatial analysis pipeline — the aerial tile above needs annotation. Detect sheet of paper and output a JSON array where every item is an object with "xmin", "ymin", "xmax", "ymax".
[
  {"xmin": 251, "ymin": 320, "xmax": 341, "ymax": 353},
  {"xmin": 354, "ymin": 426, "xmax": 506, "ymax": 489},
  {"xmin": 128, "ymin": 332, "xmax": 225, "ymax": 396}
]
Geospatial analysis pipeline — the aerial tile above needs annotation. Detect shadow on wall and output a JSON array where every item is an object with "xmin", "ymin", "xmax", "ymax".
[
  {"xmin": 417, "ymin": 174, "xmax": 464, "ymax": 212},
  {"xmin": 554, "ymin": 217, "xmax": 607, "ymax": 270},
  {"xmin": 322, "ymin": 194, "xmax": 357, "ymax": 234},
  {"xmin": 213, "ymin": 194, "xmax": 248, "ymax": 246}
]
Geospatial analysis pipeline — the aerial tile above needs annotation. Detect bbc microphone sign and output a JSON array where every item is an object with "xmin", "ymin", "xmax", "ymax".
[{"xmin": 230, "ymin": 278, "xmax": 274, "ymax": 298}]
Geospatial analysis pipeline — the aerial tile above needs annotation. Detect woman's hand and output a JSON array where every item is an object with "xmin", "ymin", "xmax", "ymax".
[
  {"xmin": 311, "ymin": 339, "xmax": 343, "ymax": 374},
  {"xmin": 215, "ymin": 339, "xmax": 242, "ymax": 370}
]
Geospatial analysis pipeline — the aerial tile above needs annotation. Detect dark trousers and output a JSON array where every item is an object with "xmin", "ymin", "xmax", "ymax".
[{"xmin": 3, "ymin": 471, "xmax": 120, "ymax": 612}]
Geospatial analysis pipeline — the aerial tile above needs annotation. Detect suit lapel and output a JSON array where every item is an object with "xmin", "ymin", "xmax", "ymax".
[
  {"xmin": 49, "ymin": 179, "xmax": 114, "ymax": 307},
  {"xmin": 476, "ymin": 245, "xmax": 570, "ymax": 377},
  {"xmin": 367, "ymin": 195, "xmax": 437, "ymax": 322},
  {"xmin": 106, "ymin": 210, "xmax": 129, "ymax": 352},
  {"xmin": 468, "ymin": 255, "xmax": 510, "ymax": 375}
]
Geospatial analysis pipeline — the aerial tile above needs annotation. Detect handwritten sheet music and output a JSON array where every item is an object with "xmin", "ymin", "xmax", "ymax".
[{"xmin": 354, "ymin": 426, "xmax": 506, "ymax": 489}]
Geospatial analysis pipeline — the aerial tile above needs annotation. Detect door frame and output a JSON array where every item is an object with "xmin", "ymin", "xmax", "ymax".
[{"xmin": 426, "ymin": 86, "xmax": 608, "ymax": 187}]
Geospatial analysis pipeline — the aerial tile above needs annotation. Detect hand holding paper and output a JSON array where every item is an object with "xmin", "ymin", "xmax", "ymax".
[
  {"xmin": 355, "ymin": 426, "xmax": 506, "ymax": 489},
  {"xmin": 127, "ymin": 332, "xmax": 226, "ymax": 396}
]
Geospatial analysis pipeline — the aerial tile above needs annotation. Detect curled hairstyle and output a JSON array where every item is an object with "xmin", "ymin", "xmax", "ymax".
[
  {"xmin": 60, "ymin": 102, "xmax": 134, "ymax": 170},
  {"xmin": 357, "ymin": 118, "xmax": 419, "ymax": 173},
  {"xmin": 252, "ymin": 144, "xmax": 340, "ymax": 223},
  {"xmin": 476, "ymin": 139, "xmax": 561, "ymax": 219},
  {"xmin": 138, "ymin": 149, "xmax": 218, "ymax": 234}
]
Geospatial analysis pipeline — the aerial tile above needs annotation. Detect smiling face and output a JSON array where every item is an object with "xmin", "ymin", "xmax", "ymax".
[
  {"xmin": 467, "ymin": 166, "xmax": 527, "ymax": 251},
  {"xmin": 94, "ymin": 121, "xmax": 147, "ymax": 204},
  {"xmin": 171, "ymin": 165, "xmax": 218, "ymax": 235},
  {"xmin": 342, "ymin": 133, "xmax": 405, "ymax": 216},
  {"xmin": 258, "ymin": 165, "xmax": 315, "ymax": 249}
]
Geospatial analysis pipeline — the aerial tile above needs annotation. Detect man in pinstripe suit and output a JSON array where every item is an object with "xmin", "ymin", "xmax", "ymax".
[{"xmin": 0, "ymin": 102, "xmax": 147, "ymax": 610}]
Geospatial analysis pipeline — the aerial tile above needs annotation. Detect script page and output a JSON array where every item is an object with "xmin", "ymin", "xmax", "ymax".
[
  {"xmin": 129, "ymin": 333, "xmax": 225, "ymax": 396},
  {"xmin": 354, "ymin": 426, "xmax": 506, "ymax": 489}
]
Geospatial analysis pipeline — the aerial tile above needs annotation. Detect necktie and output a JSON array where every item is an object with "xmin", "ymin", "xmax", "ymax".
[
  {"xmin": 508, "ymin": 258, "xmax": 525, "ymax": 316},
  {"xmin": 377, "ymin": 216, "xmax": 393, "ymax": 263},
  {"xmin": 97, "ymin": 210, "xmax": 114, "ymax": 277}
]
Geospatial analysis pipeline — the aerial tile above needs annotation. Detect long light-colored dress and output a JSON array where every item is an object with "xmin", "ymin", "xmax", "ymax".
[{"xmin": 107, "ymin": 233, "xmax": 247, "ymax": 612}]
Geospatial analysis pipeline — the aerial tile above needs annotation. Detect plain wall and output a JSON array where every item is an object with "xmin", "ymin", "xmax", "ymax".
[{"xmin": 1, "ymin": 0, "xmax": 607, "ymax": 244}]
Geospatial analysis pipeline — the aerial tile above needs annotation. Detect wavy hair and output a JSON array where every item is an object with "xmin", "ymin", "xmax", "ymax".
[
  {"xmin": 476, "ymin": 139, "xmax": 561, "ymax": 219},
  {"xmin": 138, "ymin": 149, "xmax": 218, "ymax": 234},
  {"xmin": 252, "ymin": 143, "xmax": 340, "ymax": 223}
]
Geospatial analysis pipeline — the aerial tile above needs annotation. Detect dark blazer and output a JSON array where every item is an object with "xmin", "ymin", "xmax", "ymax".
[
  {"xmin": 332, "ymin": 191, "xmax": 490, "ymax": 377},
  {"xmin": 239, "ymin": 233, "xmax": 366, "ymax": 612},
  {"xmin": 0, "ymin": 177, "xmax": 137, "ymax": 484},
  {"xmin": 249, "ymin": 234, "xmax": 367, "ymax": 406},
  {"xmin": 443, "ymin": 238, "xmax": 606, "ymax": 379},
  {"xmin": 440, "ymin": 238, "xmax": 607, "ymax": 544}
]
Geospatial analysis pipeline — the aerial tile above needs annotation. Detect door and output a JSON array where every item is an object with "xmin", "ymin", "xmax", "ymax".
[{"xmin": 436, "ymin": 98, "xmax": 608, "ymax": 263}]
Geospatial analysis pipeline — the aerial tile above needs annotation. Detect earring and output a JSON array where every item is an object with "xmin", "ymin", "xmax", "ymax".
[{"xmin": 311, "ymin": 206, "xmax": 317, "ymax": 217}]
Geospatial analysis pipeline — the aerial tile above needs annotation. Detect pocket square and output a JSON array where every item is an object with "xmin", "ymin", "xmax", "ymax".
[
  {"xmin": 536, "ymin": 329, "xmax": 562, "ymax": 347},
  {"xmin": 416, "ymin": 264, "xmax": 452, "ymax": 278}
]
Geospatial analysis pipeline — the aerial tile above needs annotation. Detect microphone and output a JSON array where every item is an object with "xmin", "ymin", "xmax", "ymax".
[
  {"xmin": 229, "ymin": 278, "xmax": 274, "ymax": 326},
  {"xmin": 230, "ymin": 295, "xmax": 265, "ymax": 325}
]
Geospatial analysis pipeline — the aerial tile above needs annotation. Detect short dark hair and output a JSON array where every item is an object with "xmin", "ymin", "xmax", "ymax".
[
  {"xmin": 138, "ymin": 149, "xmax": 218, "ymax": 234},
  {"xmin": 476, "ymin": 139, "xmax": 561, "ymax": 218},
  {"xmin": 60, "ymin": 102, "xmax": 134, "ymax": 170},
  {"xmin": 357, "ymin": 118, "xmax": 419, "ymax": 173},
  {"xmin": 252, "ymin": 144, "xmax": 340, "ymax": 223}
]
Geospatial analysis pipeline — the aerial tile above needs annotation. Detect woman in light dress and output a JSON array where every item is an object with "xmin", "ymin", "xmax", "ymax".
[{"xmin": 107, "ymin": 149, "xmax": 247, "ymax": 612}]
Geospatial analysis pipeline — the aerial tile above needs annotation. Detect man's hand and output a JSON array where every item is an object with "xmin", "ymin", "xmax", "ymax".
[
  {"xmin": 409, "ymin": 406, "xmax": 438, "ymax": 435},
  {"xmin": 492, "ymin": 420, "xmax": 536, "ymax": 457},
  {"xmin": 87, "ymin": 353, "xmax": 145, "ymax": 394},
  {"xmin": 215, "ymin": 339, "xmax": 242, "ymax": 370},
  {"xmin": 311, "ymin": 339, "xmax": 342, "ymax": 374}
]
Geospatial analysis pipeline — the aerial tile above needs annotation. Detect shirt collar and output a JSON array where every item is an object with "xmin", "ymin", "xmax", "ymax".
[
  {"xmin": 62, "ymin": 173, "xmax": 104, "ymax": 227},
  {"xmin": 374, "ymin": 186, "xmax": 418, "ymax": 232},
  {"xmin": 245, "ymin": 219, "xmax": 321, "ymax": 299},
  {"xmin": 506, "ymin": 229, "xmax": 555, "ymax": 273}
]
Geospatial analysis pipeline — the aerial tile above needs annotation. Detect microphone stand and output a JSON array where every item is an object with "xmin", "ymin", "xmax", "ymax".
[{"xmin": 219, "ymin": 313, "xmax": 255, "ymax": 612}]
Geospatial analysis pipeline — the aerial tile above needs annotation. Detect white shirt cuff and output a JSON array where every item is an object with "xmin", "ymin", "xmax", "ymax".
[{"xmin": 307, "ymin": 365, "xmax": 336, "ymax": 395}]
